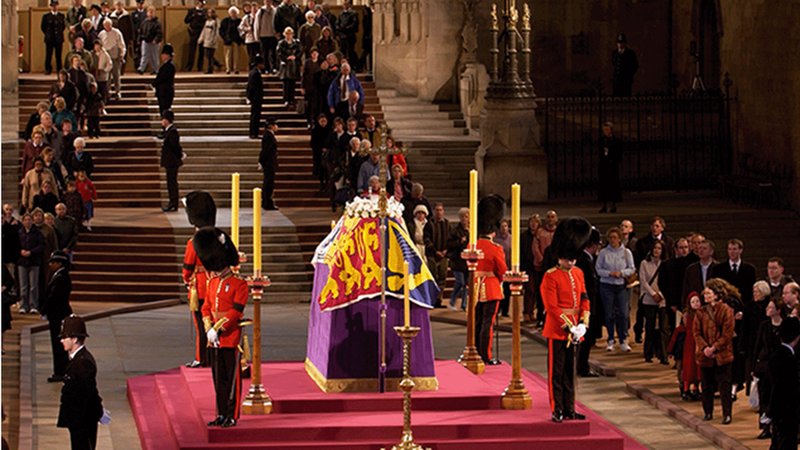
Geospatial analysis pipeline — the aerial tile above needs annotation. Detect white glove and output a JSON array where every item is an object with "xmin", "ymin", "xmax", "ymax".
[
  {"xmin": 258, "ymin": 163, "xmax": 263, "ymax": 171},
  {"xmin": 207, "ymin": 328, "xmax": 219, "ymax": 347},
  {"xmin": 570, "ymin": 323, "xmax": 587, "ymax": 341},
  {"xmin": 760, "ymin": 413, "xmax": 772, "ymax": 425},
  {"xmin": 100, "ymin": 409, "xmax": 112, "ymax": 424}
]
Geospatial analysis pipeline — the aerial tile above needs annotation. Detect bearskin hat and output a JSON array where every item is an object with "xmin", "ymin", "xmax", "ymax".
[
  {"xmin": 192, "ymin": 227, "xmax": 239, "ymax": 272},
  {"xmin": 477, "ymin": 194, "xmax": 505, "ymax": 236},
  {"xmin": 184, "ymin": 191, "xmax": 216, "ymax": 228},
  {"xmin": 549, "ymin": 217, "xmax": 592, "ymax": 261}
]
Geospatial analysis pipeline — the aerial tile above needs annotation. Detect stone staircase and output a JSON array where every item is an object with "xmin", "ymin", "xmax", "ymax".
[{"xmin": 378, "ymin": 89, "xmax": 480, "ymax": 211}]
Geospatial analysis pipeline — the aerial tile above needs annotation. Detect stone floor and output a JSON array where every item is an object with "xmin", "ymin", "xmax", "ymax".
[{"xmin": 19, "ymin": 303, "xmax": 723, "ymax": 450}]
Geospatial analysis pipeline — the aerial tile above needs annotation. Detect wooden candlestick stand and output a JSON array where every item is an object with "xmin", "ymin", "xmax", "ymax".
[
  {"xmin": 500, "ymin": 267, "xmax": 532, "ymax": 410},
  {"xmin": 241, "ymin": 270, "xmax": 273, "ymax": 414},
  {"xmin": 458, "ymin": 245, "xmax": 485, "ymax": 374}
]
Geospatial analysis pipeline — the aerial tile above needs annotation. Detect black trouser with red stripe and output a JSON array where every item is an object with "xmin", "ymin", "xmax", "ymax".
[
  {"xmin": 548, "ymin": 339, "xmax": 575, "ymax": 414},
  {"xmin": 474, "ymin": 300, "xmax": 499, "ymax": 362},
  {"xmin": 191, "ymin": 299, "xmax": 208, "ymax": 366},
  {"xmin": 209, "ymin": 347, "xmax": 241, "ymax": 419}
]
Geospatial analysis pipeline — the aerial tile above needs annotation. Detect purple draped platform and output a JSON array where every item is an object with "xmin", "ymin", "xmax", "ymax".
[{"xmin": 306, "ymin": 295, "xmax": 437, "ymax": 392}]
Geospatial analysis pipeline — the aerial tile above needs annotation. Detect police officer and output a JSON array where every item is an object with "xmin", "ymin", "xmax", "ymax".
[
  {"xmin": 42, "ymin": 0, "xmax": 67, "ymax": 75},
  {"xmin": 246, "ymin": 55, "xmax": 265, "ymax": 139},
  {"xmin": 40, "ymin": 250, "xmax": 73, "ymax": 383},
  {"xmin": 259, "ymin": 118, "xmax": 279, "ymax": 210},
  {"xmin": 611, "ymin": 33, "xmax": 638, "ymax": 97},
  {"xmin": 195, "ymin": 226, "xmax": 247, "ymax": 428},
  {"xmin": 58, "ymin": 314, "xmax": 104, "ymax": 450}
]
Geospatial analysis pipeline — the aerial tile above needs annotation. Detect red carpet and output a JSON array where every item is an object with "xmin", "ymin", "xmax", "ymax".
[{"xmin": 127, "ymin": 360, "xmax": 646, "ymax": 450}]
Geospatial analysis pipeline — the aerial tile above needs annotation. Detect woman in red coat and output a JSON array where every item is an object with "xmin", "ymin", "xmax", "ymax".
[{"xmin": 681, "ymin": 292, "xmax": 702, "ymax": 400}]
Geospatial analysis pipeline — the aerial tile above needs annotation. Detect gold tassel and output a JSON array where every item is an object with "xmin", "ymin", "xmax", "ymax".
[
  {"xmin": 188, "ymin": 279, "xmax": 199, "ymax": 312},
  {"xmin": 241, "ymin": 333, "xmax": 252, "ymax": 362}
]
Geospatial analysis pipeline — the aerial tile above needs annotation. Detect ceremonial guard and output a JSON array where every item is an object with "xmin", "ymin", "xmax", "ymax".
[
  {"xmin": 540, "ymin": 218, "xmax": 592, "ymax": 423},
  {"xmin": 182, "ymin": 192, "xmax": 217, "ymax": 368},
  {"xmin": 195, "ymin": 226, "xmax": 247, "ymax": 428},
  {"xmin": 474, "ymin": 195, "xmax": 507, "ymax": 365},
  {"xmin": 57, "ymin": 314, "xmax": 104, "ymax": 450}
]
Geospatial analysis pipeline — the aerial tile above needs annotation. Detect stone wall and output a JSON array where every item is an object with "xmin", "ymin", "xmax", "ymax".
[{"xmin": 673, "ymin": 0, "xmax": 800, "ymax": 210}]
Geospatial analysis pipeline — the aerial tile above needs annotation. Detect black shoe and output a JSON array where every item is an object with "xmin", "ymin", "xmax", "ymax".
[
  {"xmin": 207, "ymin": 416, "xmax": 225, "ymax": 426},
  {"xmin": 162, "ymin": 205, "xmax": 177, "ymax": 212},
  {"xmin": 578, "ymin": 371, "xmax": 599, "ymax": 378},
  {"xmin": 263, "ymin": 205, "xmax": 279, "ymax": 211},
  {"xmin": 702, "ymin": 413, "xmax": 713, "ymax": 421},
  {"xmin": 721, "ymin": 415, "xmax": 731, "ymax": 425},
  {"xmin": 610, "ymin": 207, "xmax": 617, "ymax": 213},
  {"xmin": 644, "ymin": 357, "xmax": 653, "ymax": 363},
  {"xmin": 204, "ymin": 69, "xmax": 212, "ymax": 74},
  {"xmin": 235, "ymin": 71, "xmax": 239, "ymax": 74},
  {"xmin": 551, "ymin": 411, "xmax": 564, "ymax": 423},
  {"xmin": 599, "ymin": 207, "xmax": 607, "ymax": 213},
  {"xmin": 565, "ymin": 410, "xmax": 586, "ymax": 420},
  {"xmin": 486, "ymin": 359, "xmax": 501, "ymax": 366},
  {"xmin": 732, "ymin": 392, "xmax": 738, "ymax": 402},
  {"xmin": 47, "ymin": 375, "xmax": 65, "ymax": 382},
  {"xmin": 757, "ymin": 428, "xmax": 771, "ymax": 439},
  {"xmin": 681, "ymin": 392, "xmax": 691, "ymax": 401},
  {"xmin": 185, "ymin": 360, "xmax": 201, "ymax": 368},
  {"xmin": 690, "ymin": 390, "xmax": 701, "ymax": 401},
  {"xmin": 136, "ymin": 69, "xmax": 144, "ymax": 75},
  {"xmin": 635, "ymin": 334, "xmax": 643, "ymax": 344},
  {"xmin": 220, "ymin": 416, "xmax": 236, "ymax": 428},
  {"xmin": 156, "ymin": 134, "xmax": 164, "ymax": 139},
  {"xmin": 45, "ymin": 70, "xmax": 52, "ymax": 75},
  {"xmin": 249, "ymin": 135, "xmax": 259, "ymax": 139},
  {"xmin": 659, "ymin": 359, "xmax": 669, "ymax": 365}
]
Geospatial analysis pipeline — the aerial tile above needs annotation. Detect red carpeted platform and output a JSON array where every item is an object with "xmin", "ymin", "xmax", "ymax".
[{"xmin": 127, "ymin": 360, "xmax": 647, "ymax": 450}]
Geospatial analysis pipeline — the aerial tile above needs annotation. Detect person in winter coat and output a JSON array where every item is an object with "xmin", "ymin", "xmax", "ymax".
[
  {"xmin": 199, "ymin": 9, "xmax": 220, "ymax": 74},
  {"xmin": 277, "ymin": 27, "xmax": 303, "ymax": 107},
  {"xmin": 219, "ymin": 6, "xmax": 243, "ymax": 74},
  {"xmin": 238, "ymin": 2, "xmax": 259, "ymax": 67},
  {"xmin": 694, "ymin": 284, "xmax": 735, "ymax": 425}
]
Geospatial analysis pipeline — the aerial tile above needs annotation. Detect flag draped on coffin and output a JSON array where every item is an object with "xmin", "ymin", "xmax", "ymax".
[
  {"xmin": 305, "ymin": 213, "xmax": 439, "ymax": 392},
  {"xmin": 311, "ymin": 216, "xmax": 439, "ymax": 311}
]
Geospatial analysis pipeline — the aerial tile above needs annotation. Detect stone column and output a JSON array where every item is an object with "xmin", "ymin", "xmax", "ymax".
[
  {"xmin": 2, "ymin": 0, "xmax": 21, "ymax": 206},
  {"xmin": 398, "ymin": 0, "xmax": 409, "ymax": 43},
  {"xmin": 409, "ymin": 0, "xmax": 420, "ymax": 43},
  {"xmin": 475, "ymin": 98, "xmax": 547, "ymax": 202}
]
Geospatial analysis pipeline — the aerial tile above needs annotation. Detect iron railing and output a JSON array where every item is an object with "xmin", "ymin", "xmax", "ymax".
[{"xmin": 538, "ymin": 77, "xmax": 734, "ymax": 198}]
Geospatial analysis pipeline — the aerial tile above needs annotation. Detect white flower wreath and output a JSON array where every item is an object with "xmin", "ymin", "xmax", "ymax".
[{"xmin": 344, "ymin": 197, "xmax": 405, "ymax": 219}]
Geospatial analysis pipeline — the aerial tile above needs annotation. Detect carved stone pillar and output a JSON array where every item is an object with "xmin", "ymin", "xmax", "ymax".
[
  {"xmin": 476, "ymin": 98, "xmax": 547, "ymax": 202},
  {"xmin": 373, "ymin": 0, "xmax": 384, "ymax": 43},
  {"xmin": 409, "ymin": 0, "xmax": 420, "ymax": 43},
  {"xmin": 3, "ymin": 0, "xmax": 19, "ymax": 142},
  {"xmin": 398, "ymin": 0, "xmax": 409, "ymax": 43}
]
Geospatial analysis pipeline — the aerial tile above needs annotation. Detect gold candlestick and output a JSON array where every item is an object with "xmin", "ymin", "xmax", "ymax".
[
  {"xmin": 241, "ymin": 271, "xmax": 273, "ymax": 414},
  {"xmin": 458, "ymin": 244, "xmax": 485, "ymax": 374},
  {"xmin": 501, "ymin": 267, "xmax": 532, "ymax": 409},
  {"xmin": 387, "ymin": 325, "xmax": 430, "ymax": 450}
]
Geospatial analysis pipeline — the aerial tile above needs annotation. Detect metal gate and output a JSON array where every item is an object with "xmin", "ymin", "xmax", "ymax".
[{"xmin": 539, "ymin": 78, "xmax": 734, "ymax": 198}]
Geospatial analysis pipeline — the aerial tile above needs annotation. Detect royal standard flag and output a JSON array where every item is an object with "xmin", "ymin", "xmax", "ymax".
[{"xmin": 311, "ymin": 216, "xmax": 439, "ymax": 311}]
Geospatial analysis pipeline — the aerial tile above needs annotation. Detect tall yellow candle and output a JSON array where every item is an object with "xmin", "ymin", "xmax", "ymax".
[
  {"xmin": 253, "ymin": 188, "xmax": 262, "ymax": 272},
  {"xmin": 511, "ymin": 183, "xmax": 520, "ymax": 267},
  {"xmin": 469, "ymin": 169, "xmax": 477, "ymax": 247},
  {"xmin": 231, "ymin": 173, "xmax": 240, "ymax": 248},
  {"xmin": 404, "ymin": 261, "xmax": 410, "ymax": 327}
]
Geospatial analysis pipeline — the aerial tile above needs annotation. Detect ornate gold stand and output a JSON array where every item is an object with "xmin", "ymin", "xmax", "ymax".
[
  {"xmin": 242, "ymin": 270, "xmax": 273, "ymax": 414},
  {"xmin": 458, "ymin": 245, "xmax": 485, "ymax": 374},
  {"xmin": 384, "ymin": 326, "xmax": 430, "ymax": 450},
  {"xmin": 501, "ymin": 267, "xmax": 532, "ymax": 410}
]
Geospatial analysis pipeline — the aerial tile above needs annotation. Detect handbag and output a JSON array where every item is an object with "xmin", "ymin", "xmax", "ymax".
[{"xmin": 625, "ymin": 272, "xmax": 639, "ymax": 288}]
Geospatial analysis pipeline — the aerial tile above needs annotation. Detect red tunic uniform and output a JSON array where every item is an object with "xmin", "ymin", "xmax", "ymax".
[
  {"xmin": 474, "ymin": 238, "xmax": 507, "ymax": 301},
  {"xmin": 183, "ymin": 238, "xmax": 209, "ymax": 302},
  {"xmin": 202, "ymin": 270, "xmax": 249, "ymax": 348},
  {"xmin": 541, "ymin": 266, "xmax": 590, "ymax": 341}
]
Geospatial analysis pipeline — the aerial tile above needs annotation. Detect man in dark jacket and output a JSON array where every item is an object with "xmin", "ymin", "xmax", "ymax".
[
  {"xmin": 335, "ymin": 0, "xmax": 358, "ymax": 67},
  {"xmin": 184, "ymin": 0, "xmax": 208, "ymax": 71},
  {"xmin": 711, "ymin": 238, "xmax": 757, "ymax": 305},
  {"xmin": 575, "ymin": 228, "xmax": 601, "ymax": 377},
  {"xmin": 274, "ymin": 0, "xmax": 303, "ymax": 38},
  {"xmin": 40, "ymin": 251, "xmax": 73, "ymax": 383},
  {"xmin": 611, "ymin": 33, "xmax": 638, "ymax": 97},
  {"xmin": 152, "ymin": 44, "xmax": 175, "ymax": 115},
  {"xmin": 18, "ymin": 214, "xmax": 45, "ymax": 314},
  {"xmin": 767, "ymin": 317, "xmax": 800, "ymax": 450},
  {"xmin": 42, "ymin": 0, "xmax": 67, "ymax": 75},
  {"xmin": 160, "ymin": 110, "xmax": 182, "ymax": 212},
  {"xmin": 54, "ymin": 203, "xmax": 79, "ymax": 259},
  {"xmin": 259, "ymin": 119, "xmax": 279, "ymax": 210},
  {"xmin": 57, "ymin": 314, "xmax": 104, "ymax": 450},
  {"xmin": 136, "ymin": 6, "xmax": 162, "ymax": 74},
  {"xmin": 131, "ymin": 0, "xmax": 146, "ymax": 69},
  {"xmin": 246, "ymin": 55, "xmax": 265, "ymax": 139}
]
